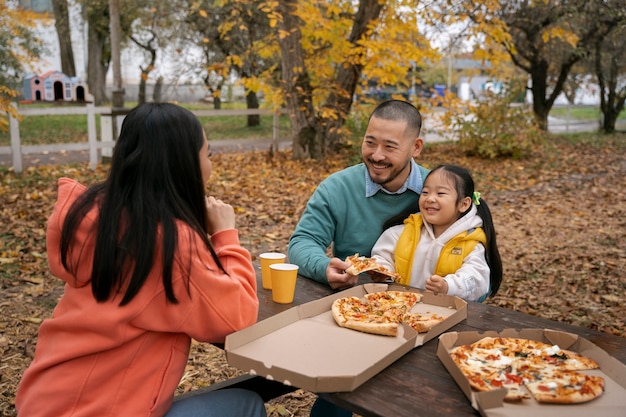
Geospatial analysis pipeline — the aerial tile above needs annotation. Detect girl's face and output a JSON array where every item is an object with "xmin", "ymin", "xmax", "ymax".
[
  {"xmin": 199, "ymin": 132, "xmax": 212, "ymax": 185},
  {"xmin": 419, "ymin": 170, "xmax": 471, "ymax": 237}
]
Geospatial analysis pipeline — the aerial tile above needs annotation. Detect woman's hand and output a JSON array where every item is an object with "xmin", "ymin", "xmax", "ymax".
[{"xmin": 204, "ymin": 196, "xmax": 236, "ymax": 235}]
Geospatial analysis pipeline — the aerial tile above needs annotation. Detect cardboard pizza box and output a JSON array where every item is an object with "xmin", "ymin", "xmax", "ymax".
[
  {"xmin": 437, "ymin": 329, "xmax": 626, "ymax": 417},
  {"xmin": 225, "ymin": 283, "xmax": 467, "ymax": 393}
]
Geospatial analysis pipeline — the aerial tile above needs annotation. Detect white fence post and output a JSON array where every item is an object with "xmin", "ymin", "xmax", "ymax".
[
  {"xmin": 87, "ymin": 99, "xmax": 98, "ymax": 170},
  {"xmin": 273, "ymin": 111, "xmax": 279, "ymax": 151},
  {"xmin": 9, "ymin": 102, "xmax": 23, "ymax": 173}
]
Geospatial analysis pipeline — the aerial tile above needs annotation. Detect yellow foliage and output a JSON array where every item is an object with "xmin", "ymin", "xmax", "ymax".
[
  {"xmin": 541, "ymin": 27, "xmax": 579, "ymax": 47},
  {"xmin": 0, "ymin": 1, "xmax": 43, "ymax": 131}
]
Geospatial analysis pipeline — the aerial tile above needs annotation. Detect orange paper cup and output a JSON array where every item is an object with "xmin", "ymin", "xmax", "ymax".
[
  {"xmin": 259, "ymin": 252, "xmax": 286, "ymax": 289},
  {"xmin": 270, "ymin": 263, "xmax": 299, "ymax": 304}
]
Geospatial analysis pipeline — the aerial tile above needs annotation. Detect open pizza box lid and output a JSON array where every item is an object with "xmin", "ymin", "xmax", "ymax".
[
  {"xmin": 225, "ymin": 282, "xmax": 467, "ymax": 393},
  {"xmin": 437, "ymin": 328, "xmax": 626, "ymax": 417}
]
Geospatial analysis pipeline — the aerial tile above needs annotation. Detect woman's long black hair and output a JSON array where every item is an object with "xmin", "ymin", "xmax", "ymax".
[
  {"xmin": 383, "ymin": 165, "xmax": 503, "ymax": 298},
  {"xmin": 60, "ymin": 103, "xmax": 224, "ymax": 305}
]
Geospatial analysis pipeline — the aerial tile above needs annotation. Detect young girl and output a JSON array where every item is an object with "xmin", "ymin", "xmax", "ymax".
[
  {"xmin": 371, "ymin": 165, "xmax": 502, "ymax": 302},
  {"xmin": 16, "ymin": 103, "xmax": 266, "ymax": 417}
]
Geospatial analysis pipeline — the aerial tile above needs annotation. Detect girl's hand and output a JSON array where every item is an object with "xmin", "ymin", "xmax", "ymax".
[
  {"xmin": 204, "ymin": 196, "xmax": 236, "ymax": 235},
  {"xmin": 426, "ymin": 274, "xmax": 449, "ymax": 296}
]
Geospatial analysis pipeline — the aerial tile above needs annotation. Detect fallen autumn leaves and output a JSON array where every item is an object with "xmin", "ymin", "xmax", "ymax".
[{"xmin": 0, "ymin": 134, "xmax": 624, "ymax": 416}]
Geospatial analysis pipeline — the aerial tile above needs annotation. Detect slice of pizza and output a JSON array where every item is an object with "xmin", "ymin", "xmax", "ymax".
[
  {"xmin": 345, "ymin": 253, "xmax": 401, "ymax": 280},
  {"xmin": 402, "ymin": 311, "xmax": 445, "ymax": 333},
  {"xmin": 449, "ymin": 344, "xmax": 531, "ymax": 401},
  {"xmin": 525, "ymin": 369, "xmax": 605, "ymax": 404}
]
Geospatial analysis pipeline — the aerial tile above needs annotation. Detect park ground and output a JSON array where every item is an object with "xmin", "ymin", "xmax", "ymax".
[{"xmin": 0, "ymin": 132, "xmax": 625, "ymax": 416}]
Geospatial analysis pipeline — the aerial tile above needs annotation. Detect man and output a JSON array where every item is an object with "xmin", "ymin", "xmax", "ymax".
[{"xmin": 288, "ymin": 100, "xmax": 429, "ymax": 290}]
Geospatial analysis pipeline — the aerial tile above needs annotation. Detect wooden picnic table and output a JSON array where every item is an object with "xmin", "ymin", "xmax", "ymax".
[{"xmin": 179, "ymin": 271, "xmax": 626, "ymax": 417}]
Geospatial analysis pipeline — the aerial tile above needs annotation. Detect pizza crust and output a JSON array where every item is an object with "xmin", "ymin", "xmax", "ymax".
[{"xmin": 340, "ymin": 318, "xmax": 399, "ymax": 337}]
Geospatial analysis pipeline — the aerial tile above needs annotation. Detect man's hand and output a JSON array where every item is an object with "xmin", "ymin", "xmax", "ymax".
[{"xmin": 326, "ymin": 257, "xmax": 358, "ymax": 290}]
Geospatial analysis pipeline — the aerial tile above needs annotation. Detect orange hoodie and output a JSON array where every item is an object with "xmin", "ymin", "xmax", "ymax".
[{"xmin": 16, "ymin": 178, "xmax": 259, "ymax": 417}]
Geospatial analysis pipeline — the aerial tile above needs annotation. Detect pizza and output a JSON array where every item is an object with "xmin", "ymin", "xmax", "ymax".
[
  {"xmin": 449, "ymin": 336, "xmax": 604, "ymax": 404},
  {"xmin": 345, "ymin": 253, "xmax": 401, "ymax": 281},
  {"xmin": 331, "ymin": 291, "xmax": 445, "ymax": 337}
]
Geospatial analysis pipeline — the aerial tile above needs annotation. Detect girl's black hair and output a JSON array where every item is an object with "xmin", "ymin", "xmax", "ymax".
[
  {"xmin": 383, "ymin": 165, "xmax": 503, "ymax": 298},
  {"xmin": 60, "ymin": 102, "xmax": 224, "ymax": 305}
]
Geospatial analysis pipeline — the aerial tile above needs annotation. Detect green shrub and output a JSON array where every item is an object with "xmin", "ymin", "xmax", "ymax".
[{"xmin": 455, "ymin": 91, "xmax": 545, "ymax": 159}]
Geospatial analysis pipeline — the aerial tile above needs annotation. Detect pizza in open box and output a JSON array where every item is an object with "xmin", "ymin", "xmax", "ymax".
[
  {"xmin": 331, "ymin": 291, "xmax": 445, "ymax": 337},
  {"xmin": 449, "ymin": 336, "xmax": 605, "ymax": 404}
]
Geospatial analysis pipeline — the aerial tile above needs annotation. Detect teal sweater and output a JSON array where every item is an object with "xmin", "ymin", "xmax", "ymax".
[{"xmin": 288, "ymin": 163, "xmax": 428, "ymax": 284}]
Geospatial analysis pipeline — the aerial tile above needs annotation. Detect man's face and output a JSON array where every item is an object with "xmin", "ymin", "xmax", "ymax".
[{"xmin": 361, "ymin": 116, "xmax": 423, "ymax": 192}]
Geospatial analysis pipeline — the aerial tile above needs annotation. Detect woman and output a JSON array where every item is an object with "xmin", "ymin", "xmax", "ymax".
[{"xmin": 16, "ymin": 103, "xmax": 266, "ymax": 417}]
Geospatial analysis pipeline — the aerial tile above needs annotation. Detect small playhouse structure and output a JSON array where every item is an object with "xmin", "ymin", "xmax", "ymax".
[{"xmin": 23, "ymin": 70, "xmax": 89, "ymax": 102}]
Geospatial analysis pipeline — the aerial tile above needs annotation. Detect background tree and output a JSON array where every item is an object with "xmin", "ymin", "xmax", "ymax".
[
  {"xmin": 429, "ymin": 0, "xmax": 624, "ymax": 130},
  {"xmin": 593, "ymin": 18, "xmax": 626, "ymax": 133},
  {"xmin": 208, "ymin": 0, "xmax": 274, "ymax": 126},
  {"xmin": 81, "ymin": 0, "xmax": 137, "ymax": 105},
  {"xmin": 185, "ymin": 0, "xmax": 273, "ymax": 117},
  {"xmin": 0, "ymin": 0, "xmax": 44, "ymax": 131},
  {"xmin": 184, "ymin": 4, "xmax": 228, "ymax": 109},
  {"xmin": 128, "ymin": 1, "xmax": 181, "ymax": 104},
  {"xmin": 270, "ymin": 0, "xmax": 435, "ymax": 159},
  {"xmin": 83, "ymin": 0, "xmax": 111, "ymax": 105},
  {"xmin": 52, "ymin": 0, "xmax": 76, "ymax": 77}
]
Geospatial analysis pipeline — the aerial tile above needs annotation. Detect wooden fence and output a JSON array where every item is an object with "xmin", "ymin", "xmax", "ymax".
[{"xmin": 1, "ymin": 102, "xmax": 282, "ymax": 173}]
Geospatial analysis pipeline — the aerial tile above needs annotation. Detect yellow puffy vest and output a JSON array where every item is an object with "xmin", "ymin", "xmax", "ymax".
[{"xmin": 394, "ymin": 213, "xmax": 487, "ymax": 286}]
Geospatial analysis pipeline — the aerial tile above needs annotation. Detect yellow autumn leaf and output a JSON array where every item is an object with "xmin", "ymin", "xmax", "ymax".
[{"xmin": 0, "ymin": 257, "xmax": 17, "ymax": 264}]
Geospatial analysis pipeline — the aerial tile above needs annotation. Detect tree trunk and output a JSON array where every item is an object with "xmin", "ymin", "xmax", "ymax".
[
  {"xmin": 87, "ymin": 21, "xmax": 109, "ymax": 105},
  {"xmin": 528, "ymin": 61, "xmax": 550, "ymax": 131},
  {"xmin": 138, "ymin": 76, "xmax": 147, "ymax": 104},
  {"xmin": 595, "ymin": 33, "xmax": 626, "ymax": 134},
  {"xmin": 317, "ymin": 0, "xmax": 384, "ymax": 151},
  {"xmin": 129, "ymin": 34, "xmax": 157, "ymax": 105},
  {"xmin": 108, "ymin": 0, "xmax": 124, "ymax": 108},
  {"xmin": 276, "ymin": 0, "xmax": 320, "ymax": 159},
  {"xmin": 213, "ymin": 94, "xmax": 222, "ymax": 110},
  {"xmin": 153, "ymin": 76, "xmax": 163, "ymax": 102},
  {"xmin": 602, "ymin": 110, "xmax": 618, "ymax": 134},
  {"xmin": 246, "ymin": 90, "xmax": 260, "ymax": 127},
  {"xmin": 52, "ymin": 0, "xmax": 76, "ymax": 77}
]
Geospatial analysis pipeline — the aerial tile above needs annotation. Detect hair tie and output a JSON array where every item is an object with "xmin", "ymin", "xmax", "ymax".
[{"xmin": 472, "ymin": 191, "xmax": 481, "ymax": 205}]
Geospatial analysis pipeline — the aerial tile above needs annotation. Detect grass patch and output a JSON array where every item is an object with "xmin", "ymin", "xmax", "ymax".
[
  {"xmin": 550, "ymin": 105, "xmax": 625, "ymax": 121},
  {"xmin": 0, "ymin": 101, "xmax": 291, "ymax": 146}
]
